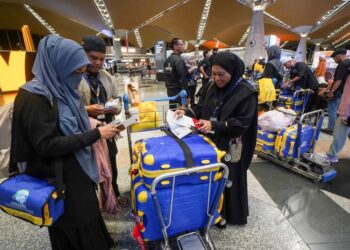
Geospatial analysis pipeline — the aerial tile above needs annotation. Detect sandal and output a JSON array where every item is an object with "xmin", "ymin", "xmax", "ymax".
[{"xmin": 117, "ymin": 196, "xmax": 129, "ymax": 208}]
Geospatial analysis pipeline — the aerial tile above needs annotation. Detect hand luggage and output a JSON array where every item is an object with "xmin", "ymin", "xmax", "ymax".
[{"xmin": 256, "ymin": 129, "xmax": 277, "ymax": 154}]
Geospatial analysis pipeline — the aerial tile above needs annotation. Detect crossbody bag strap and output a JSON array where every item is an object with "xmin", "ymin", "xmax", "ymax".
[
  {"xmin": 163, "ymin": 129, "xmax": 194, "ymax": 168},
  {"xmin": 54, "ymin": 157, "xmax": 65, "ymax": 200}
]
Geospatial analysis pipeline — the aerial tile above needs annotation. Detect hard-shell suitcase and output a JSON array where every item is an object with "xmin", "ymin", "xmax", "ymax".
[
  {"xmin": 133, "ymin": 134, "xmax": 226, "ymax": 188},
  {"xmin": 274, "ymin": 124, "xmax": 314, "ymax": 159},
  {"xmin": 130, "ymin": 133, "xmax": 226, "ymax": 242},
  {"xmin": 256, "ymin": 129, "xmax": 277, "ymax": 154},
  {"xmin": 130, "ymin": 174, "xmax": 223, "ymax": 241}
]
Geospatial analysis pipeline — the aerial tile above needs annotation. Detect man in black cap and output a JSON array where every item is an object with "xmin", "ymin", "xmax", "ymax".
[
  {"xmin": 320, "ymin": 48, "xmax": 350, "ymax": 134},
  {"xmin": 79, "ymin": 35, "xmax": 129, "ymax": 208}
]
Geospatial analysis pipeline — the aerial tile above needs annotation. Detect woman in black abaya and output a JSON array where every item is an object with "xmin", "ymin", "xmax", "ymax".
[{"xmin": 175, "ymin": 52, "xmax": 257, "ymax": 226}]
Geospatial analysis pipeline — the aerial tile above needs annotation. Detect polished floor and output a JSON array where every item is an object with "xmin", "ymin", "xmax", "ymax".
[{"xmin": 1, "ymin": 75, "xmax": 350, "ymax": 250}]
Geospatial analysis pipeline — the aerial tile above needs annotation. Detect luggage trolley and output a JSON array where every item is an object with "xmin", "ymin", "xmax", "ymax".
[
  {"xmin": 277, "ymin": 89, "xmax": 313, "ymax": 117},
  {"xmin": 123, "ymin": 90, "xmax": 187, "ymax": 163},
  {"xmin": 124, "ymin": 90, "xmax": 230, "ymax": 249},
  {"xmin": 256, "ymin": 110, "xmax": 337, "ymax": 183},
  {"xmin": 150, "ymin": 163, "xmax": 229, "ymax": 250}
]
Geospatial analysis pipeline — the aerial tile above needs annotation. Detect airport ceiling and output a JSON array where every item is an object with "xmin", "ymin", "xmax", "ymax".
[{"xmin": 1, "ymin": 0, "xmax": 350, "ymax": 50}]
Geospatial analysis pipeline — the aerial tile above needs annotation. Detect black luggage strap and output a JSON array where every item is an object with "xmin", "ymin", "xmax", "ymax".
[
  {"xmin": 163, "ymin": 129, "xmax": 194, "ymax": 168},
  {"xmin": 53, "ymin": 157, "xmax": 65, "ymax": 200}
]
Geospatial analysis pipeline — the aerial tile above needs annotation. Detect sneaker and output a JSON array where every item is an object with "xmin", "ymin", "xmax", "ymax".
[
  {"xmin": 321, "ymin": 129, "xmax": 333, "ymax": 135},
  {"xmin": 318, "ymin": 153, "xmax": 338, "ymax": 164}
]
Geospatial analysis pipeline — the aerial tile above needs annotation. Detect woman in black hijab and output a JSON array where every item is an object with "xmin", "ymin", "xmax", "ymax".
[{"xmin": 175, "ymin": 52, "xmax": 258, "ymax": 226}]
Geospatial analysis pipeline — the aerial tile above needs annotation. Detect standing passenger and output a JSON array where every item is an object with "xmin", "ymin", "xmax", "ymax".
[
  {"xmin": 79, "ymin": 35, "xmax": 129, "ymax": 208},
  {"xmin": 9, "ymin": 35, "xmax": 118, "ymax": 250},
  {"xmin": 174, "ymin": 52, "xmax": 258, "ymax": 226}
]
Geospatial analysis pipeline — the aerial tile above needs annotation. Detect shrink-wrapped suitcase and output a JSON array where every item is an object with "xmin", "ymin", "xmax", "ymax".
[
  {"xmin": 256, "ymin": 129, "xmax": 277, "ymax": 154},
  {"xmin": 274, "ymin": 125, "xmax": 315, "ymax": 159}
]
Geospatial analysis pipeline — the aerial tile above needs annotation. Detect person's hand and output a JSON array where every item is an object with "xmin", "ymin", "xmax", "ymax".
[
  {"xmin": 173, "ymin": 110, "xmax": 185, "ymax": 120},
  {"xmin": 318, "ymin": 88, "xmax": 327, "ymax": 96},
  {"xmin": 341, "ymin": 116, "xmax": 348, "ymax": 125},
  {"xmin": 104, "ymin": 107, "xmax": 116, "ymax": 114},
  {"xmin": 326, "ymin": 90, "xmax": 334, "ymax": 99},
  {"xmin": 204, "ymin": 75, "xmax": 209, "ymax": 79},
  {"xmin": 86, "ymin": 104, "xmax": 104, "ymax": 117},
  {"xmin": 196, "ymin": 119, "xmax": 212, "ymax": 134},
  {"xmin": 281, "ymin": 81, "xmax": 289, "ymax": 89},
  {"xmin": 98, "ymin": 124, "xmax": 120, "ymax": 139},
  {"xmin": 186, "ymin": 97, "xmax": 191, "ymax": 106}
]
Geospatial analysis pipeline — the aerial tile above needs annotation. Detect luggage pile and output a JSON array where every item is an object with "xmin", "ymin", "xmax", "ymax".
[
  {"xmin": 257, "ymin": 124, "xmax": 315, "ymax": 159},
  {"xmin": 130, "ymin": 133, "xmax": 227, "ymax": 242}
]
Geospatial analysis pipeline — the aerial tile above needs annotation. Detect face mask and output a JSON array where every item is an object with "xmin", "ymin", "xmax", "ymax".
[{"xmin": 64, "ymin": 72, "xmax": 83, "ymax": 90}]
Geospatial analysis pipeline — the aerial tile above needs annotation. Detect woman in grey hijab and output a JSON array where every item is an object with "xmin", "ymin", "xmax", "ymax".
[
  {"xmin": 262, "ymin": 45, "xmax": 285, "ymax": 87},
  {"xmin": 10, "ymin": 35, "xmax": 119, "ymax": 250}
]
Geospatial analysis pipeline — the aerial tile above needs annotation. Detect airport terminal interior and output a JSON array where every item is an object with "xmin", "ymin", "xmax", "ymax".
[{"xmin": 1, "ymin": 1, "xmax": 350, "ymax": 250}]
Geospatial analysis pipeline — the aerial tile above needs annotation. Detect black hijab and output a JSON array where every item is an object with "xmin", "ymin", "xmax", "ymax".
[
  {"xmin": 212, "ymin": 52, "xmax": 245, "ymax": 86},
  {"xmin": 211, "ymin": 52, "xmax": 245, "ymax": 101}
]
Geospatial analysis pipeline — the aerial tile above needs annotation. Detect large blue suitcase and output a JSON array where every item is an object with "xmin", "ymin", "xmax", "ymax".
[
  {"xmin": 133, "ymin": 134, "xmax": 226, "ymax": 188},
  {"xmin": 131, "ymin": 174, "xmax": 223, "ymax": 241},
  {"xmin": 130, "ymin": 134, "xmax": 226, "ymax": 241},
  {"xmin": 274, "ymin": 124, "xmax": 315, "ymax": 159}
]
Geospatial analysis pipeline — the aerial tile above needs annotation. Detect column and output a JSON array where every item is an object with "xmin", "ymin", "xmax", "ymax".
[
  {"xmin": 294, "ymin": 26, "xmax": 312, "ymax": 62},
  {"xmin": 243, "ymin": 0, "xmax": 273, "ymax": 66},
  {"xmin": 112, "ymin": 35, "xmax": 123, "ymax": 61}
]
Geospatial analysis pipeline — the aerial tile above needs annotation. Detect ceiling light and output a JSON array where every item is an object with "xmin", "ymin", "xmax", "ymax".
[
  {"xmin": 311, "ymin": 0, "xmax": 350, "ymax": 33},
  {"xmin": 134, "ymin": 29, "xmax": 143, "ymax": 47},
  {"xmin": 196, "ymin": 0, "xmax": 212, "ymax": 41},
  {"xmin": 93, "ymin": 0, "xmax": 114, "ymax": 32},
  {"xmin": 238, "ymin": 26, "xmax": 251, "ymax": 46},
  {"xmin": 23, "ymin": 4, "xmax": 58, "ymax": 35}
]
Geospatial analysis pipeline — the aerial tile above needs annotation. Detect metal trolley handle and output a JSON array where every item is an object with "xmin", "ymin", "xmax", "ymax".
[{"xmin": 150, "ymin": 163, "xmax": 229, "ymax": 249}]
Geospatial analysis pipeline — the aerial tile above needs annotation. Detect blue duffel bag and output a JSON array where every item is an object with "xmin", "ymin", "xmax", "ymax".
[{"xmin": 0, "ymin": 159, "xmax": 64, "ymax": 226}]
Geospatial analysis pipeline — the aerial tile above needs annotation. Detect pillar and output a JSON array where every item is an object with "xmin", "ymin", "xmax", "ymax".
[
  {"xmin": 294, "ymin": 26, "xmax": 312, "ymax": 62},
  {"xmin": 244, "ymin": 8, "xmax": 265, "ymax": 66},
  {"xmin": 112, "ymin": 35, "xmax": 123, "ymax": 61}
]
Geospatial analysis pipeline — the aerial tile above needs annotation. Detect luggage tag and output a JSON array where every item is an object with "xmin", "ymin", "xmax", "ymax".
[{"xmin": 228, "ymin": 137, "xmax": 242, "ymax": 163}]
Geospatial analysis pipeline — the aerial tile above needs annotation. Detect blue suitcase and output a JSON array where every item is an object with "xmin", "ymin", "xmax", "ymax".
[
  {"xmin": 130, "ymin": 134, "xmax": 226, "ymax": 241},
  {"xmin": 131, "ymin": 174, "xmax": 223, "ymax": 241},
  {"xmin": 256, "ymin": 130, "xmax": 277, "ymax": 154},
  {"xmin": 133, "ymin": 134, "xmax": 226, "ymax": 188},
  {"xmin": 274, "ymin": 125, "xmax": 315, "ymax": 159}
]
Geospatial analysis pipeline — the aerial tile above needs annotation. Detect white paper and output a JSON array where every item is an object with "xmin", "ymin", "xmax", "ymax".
[
  {"xmin": 172, "ymin": 126, "xmax": 193, "ymax": 139},
  {"xmin": 167, "ymin": 110, "xmax": 194, "ymax": 128},
  {"xmin": 166, "ymin": 110, "xmax": 194, "ymax": 138}
]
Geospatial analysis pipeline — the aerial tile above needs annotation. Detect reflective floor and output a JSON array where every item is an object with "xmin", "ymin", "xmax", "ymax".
[{"xmin": 1, "ymin": 75, "xmax": 350, "ymax": 250}]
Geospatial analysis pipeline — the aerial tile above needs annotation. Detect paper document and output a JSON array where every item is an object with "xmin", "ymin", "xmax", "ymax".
[
  {"xmin": 166, "ymin": 110, "xmax": 194, "ymax": 138},
  {"xmin": 109, "ymin": 107, "xmax": 139, "ymax": 131}
]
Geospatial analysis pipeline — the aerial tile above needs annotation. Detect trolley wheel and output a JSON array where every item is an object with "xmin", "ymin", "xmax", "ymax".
[{"xmin": 226, "ymin": 180, "xmax": 233, "ymax": 188}]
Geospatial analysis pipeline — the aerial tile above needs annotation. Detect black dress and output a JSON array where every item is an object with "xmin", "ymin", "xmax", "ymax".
[
  {"xmin": 186, "ymin": 80, "xmax": 258, "ymax": 225},
  {"xmin": 10, "ymin": 89, "xmax": 114, "ymax": 250}
]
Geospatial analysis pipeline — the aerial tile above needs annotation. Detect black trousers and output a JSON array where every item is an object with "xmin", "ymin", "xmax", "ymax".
[
  {"xmin": 188, "ymin": 86, "xmax": 196, "ymax": 106},
  {"xmin": 106, "ymin": 139, "xmax": 120, "ymax": 197}
]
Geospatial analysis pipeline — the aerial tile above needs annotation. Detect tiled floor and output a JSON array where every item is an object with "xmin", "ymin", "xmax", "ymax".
[{"xmin": 1, "ymin": 75, "xmax": 349, "ymax": 249}]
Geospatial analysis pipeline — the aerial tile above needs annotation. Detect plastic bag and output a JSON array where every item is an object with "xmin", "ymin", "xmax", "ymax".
[{"xmin": 258, "ymin": 108, "xmax": 296, "ymax": 132}]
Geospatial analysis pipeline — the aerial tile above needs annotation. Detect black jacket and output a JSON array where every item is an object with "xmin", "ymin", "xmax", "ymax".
[{"xmin": 164, "ymin": 53, "xmax": 189, "ymax": 93}]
